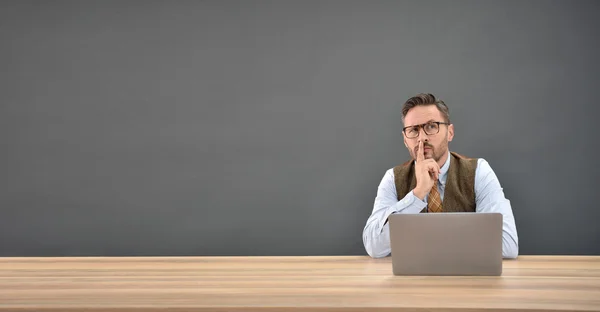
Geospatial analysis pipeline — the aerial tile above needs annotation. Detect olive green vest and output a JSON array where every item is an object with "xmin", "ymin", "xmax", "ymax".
[{"xmin": 393, "ymin": 152, "xmax": 478, "ymax": 213}]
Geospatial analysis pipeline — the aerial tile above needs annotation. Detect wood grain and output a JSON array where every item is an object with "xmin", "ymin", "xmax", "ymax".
[{"xmin": 0, "ymin": 256, "xmax": 599, "ymax": 311}]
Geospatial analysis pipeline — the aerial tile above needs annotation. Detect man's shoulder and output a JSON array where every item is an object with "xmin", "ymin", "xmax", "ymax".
[
  {"xmin": 451, "ymin": 151, "xmax": 485, "ymax": 169},
  {"xmin": 391, "ymin": 159, "xmax": 414, "ymax": 174},
  {"xmin": 452, "ymin": 153, "xmax": 495, "ymax": 180},
  {"xmin": 382, "ymin": 159, "xmax": 413, "ymax": 182},
  {"xmin": 450, "ymin": 151, "xmax": 478, "ymax": 161},
  {"xmin": 393, "ymin": 158, "xmax": 413, "ymax": 168}
]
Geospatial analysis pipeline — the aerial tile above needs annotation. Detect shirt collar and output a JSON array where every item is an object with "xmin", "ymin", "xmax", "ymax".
[{"xmin": 438, "ymin": 151, "xmax": 451, "ymax": 186}]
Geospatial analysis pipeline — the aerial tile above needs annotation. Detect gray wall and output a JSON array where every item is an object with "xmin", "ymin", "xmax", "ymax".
[{"xmin": 1, "ymin": 0, "xmax": 599, "ymax": 256}]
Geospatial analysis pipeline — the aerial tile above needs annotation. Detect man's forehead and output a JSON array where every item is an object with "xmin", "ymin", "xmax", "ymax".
[{"xmin": 403, "ymin": 106, "xmax": 443, "ymax": 126}]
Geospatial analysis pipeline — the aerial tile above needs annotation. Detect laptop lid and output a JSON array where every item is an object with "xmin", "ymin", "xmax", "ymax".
[{"xmin": 389, "ymin": 212, "xmax": 503, "ymax": 276}]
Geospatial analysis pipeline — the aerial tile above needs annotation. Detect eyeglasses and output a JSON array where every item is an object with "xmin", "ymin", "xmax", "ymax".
[{"xmin": 402, "ymin": 121, "xmax": 450, "ymax": 139}]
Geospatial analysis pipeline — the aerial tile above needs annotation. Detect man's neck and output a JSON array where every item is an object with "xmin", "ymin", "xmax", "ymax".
[{"xmin": 437, "ymin": 151, "xmax": 449, "ymax": 169}]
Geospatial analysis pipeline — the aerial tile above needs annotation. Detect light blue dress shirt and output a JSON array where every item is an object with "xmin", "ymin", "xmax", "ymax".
[{"xmin": 362, "ymin": 152, "xmax": 519, "ymax": 259}]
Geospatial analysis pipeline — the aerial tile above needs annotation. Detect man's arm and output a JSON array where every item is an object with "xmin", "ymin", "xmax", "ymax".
[
  {"xmin": 474, "ymin": 159, "xmax": 519, "ymax": 259},
  {"xmin": 362, "ymin": 168, "xmax": 426, "ymax": 258}
]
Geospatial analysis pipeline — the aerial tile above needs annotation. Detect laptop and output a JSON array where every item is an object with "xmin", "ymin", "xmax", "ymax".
[{"xmin": 388, "ymin": 212, "xmax": 503, "ymax": 276}]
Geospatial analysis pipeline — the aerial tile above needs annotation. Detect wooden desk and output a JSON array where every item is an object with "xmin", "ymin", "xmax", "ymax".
[{"xmin": 0, "ymin": 256, "xmax": 599, "ymax": 311}]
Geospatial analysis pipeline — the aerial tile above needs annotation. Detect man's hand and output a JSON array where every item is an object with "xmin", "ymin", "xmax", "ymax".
[{"xmin": 413, "ymin": 140, "xmax": 440, "ymax": 200}]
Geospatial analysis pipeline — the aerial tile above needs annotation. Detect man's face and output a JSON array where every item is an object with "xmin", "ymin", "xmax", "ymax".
[{"xmin": 403, "ymin": 105, "xmax": 454, "ymax": 162}]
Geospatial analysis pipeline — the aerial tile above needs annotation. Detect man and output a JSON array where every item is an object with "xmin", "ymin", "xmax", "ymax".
[{"xmin": 362, "ymin": 93, "xmax": 518, "ymax": 259}]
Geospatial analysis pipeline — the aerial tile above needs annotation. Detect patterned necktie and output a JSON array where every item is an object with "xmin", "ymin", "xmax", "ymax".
[{"xmin": 428, "ymin": 180, "xmax": 443, "ymax": 213}]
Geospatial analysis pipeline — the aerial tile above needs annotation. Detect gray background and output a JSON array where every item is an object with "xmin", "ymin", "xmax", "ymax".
[{"xmin": 1, "ymin": 0, "xmax": 599, "ymax": 256}]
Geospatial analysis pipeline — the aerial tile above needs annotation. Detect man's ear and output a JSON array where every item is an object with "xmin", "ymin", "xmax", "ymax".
[{"xmin": 447, "ymin": 124, "xmax": 454, "ymax": 142}]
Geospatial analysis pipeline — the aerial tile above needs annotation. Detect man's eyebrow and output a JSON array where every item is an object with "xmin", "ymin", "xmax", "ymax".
[{"xmin": 405, "ymin": 120, "xmax": 437, "ymax": 128}]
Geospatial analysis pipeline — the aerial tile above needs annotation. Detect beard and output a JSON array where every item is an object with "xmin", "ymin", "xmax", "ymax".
[{"xmin": 409, "ymin": 138, "xmax": 449, "ymax": 163}]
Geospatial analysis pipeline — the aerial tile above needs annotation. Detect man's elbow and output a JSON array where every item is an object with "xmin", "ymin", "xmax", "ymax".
[
  {"xmin": 367, "ymin": 249, "xmax": 390, "ymax": 259},
  {"xmin": 362, "ymin": 224, "xmax": 391, "ymax": 259},
  {"xmin": 363, "ymin": 241, "xmax": 390, "ymax": 259},
  {"xmin": 503, "ymin": 243, "xmax": 519, "ymax": 259}
]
